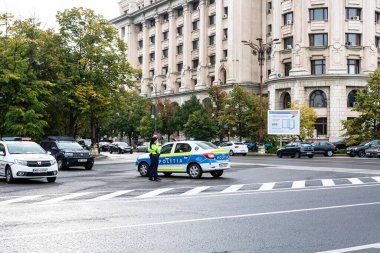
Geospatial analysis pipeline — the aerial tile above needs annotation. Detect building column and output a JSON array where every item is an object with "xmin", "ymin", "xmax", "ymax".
[
  {"xmin": 362, "ymin": 0, "xmax": 377, "ymax": 74},
  {"xmin": 165, "ymin": 9, "xmax": 176, "ymax": 94},
  {"xmin": 180, "ymin": 3, "xmax": 191, "ymax": 92},
  {"xmin": 196, "ymin": 0, "xmax": 208, "ymax": 90},
  {"xmin": 154, "ymin": 15, "xmax": 163, "ymax": 95},
  {"xmin": 269, "ymin": 0, "xmax": 282, "ymax": 79},
  {"xmin": 329, "ymin": 82, "xmax": 346, "ymax": 142},
  {"xmin": 125, "ymin": 20, "xmax": 138, "ymax": 68},
  {"xmin": 141, "ymin": 21, "xmax": 150, "ymax": 96},
  {"xmin": 214, "ymin": 0, "xmax": 224, "ymax": 85}
]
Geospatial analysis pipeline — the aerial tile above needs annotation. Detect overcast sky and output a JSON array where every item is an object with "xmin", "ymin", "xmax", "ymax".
[{"xmin": 0, "ymin": 0, "xmax": 120, "ymax": 30}]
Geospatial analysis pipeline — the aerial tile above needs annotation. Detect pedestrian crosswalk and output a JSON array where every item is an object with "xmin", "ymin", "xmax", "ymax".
[{"xmin": 1, "ymin": 176, "xmax": 380, "ymax": 206}]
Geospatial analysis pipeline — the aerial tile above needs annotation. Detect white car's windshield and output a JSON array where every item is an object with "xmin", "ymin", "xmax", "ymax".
[
  {"xmin": 57, "ymin": 142, "xmax": 83, "ymax": 150},
  {"xmin": 7, "ymin": 142, "xmax": 46, "ymax": 154}
]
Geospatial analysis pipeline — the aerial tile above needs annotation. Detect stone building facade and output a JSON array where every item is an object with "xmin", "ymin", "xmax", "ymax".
[{"xmin": 112, "ymin": 0, "xmax": 380, "ymax": 142}]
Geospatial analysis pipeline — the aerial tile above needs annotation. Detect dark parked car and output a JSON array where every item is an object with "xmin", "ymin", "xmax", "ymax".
[
  {"xmin": 99, "ymin": 141, "xmax": 111, "ymax": 152},
  {"xmin": 365, "ymin": 145, "xmax": 380, "ymax": 158},
  {"xmin": 78, "ymin": 139, "xmax": 92, "ymax": 150},
  {"xmin": 332, "ymin": 139, "xmax": 347, "ymax": 150},
  {"xmin": 109, "ymin": 142, "xmax": 133, "ymax": 154},
  {"xmin": 277, "ymin": 142, "xmax": 314, "ymax": 158},
  {"xmin": 311, "ymin": 141, "xmax": 336, "ymax": 157},
  {"xmin": 346, "ymin": 140, "xmax": 380, "ymax": 157},
  {"xmin": 40, "ymin": 136, "xmax": 94, "ymax": 170}
]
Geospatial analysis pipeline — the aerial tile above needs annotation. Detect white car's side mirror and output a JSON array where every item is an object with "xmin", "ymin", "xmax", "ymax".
[{"xmin": 47, "ymin": 151, "xmax": 52, "ymax": 155}]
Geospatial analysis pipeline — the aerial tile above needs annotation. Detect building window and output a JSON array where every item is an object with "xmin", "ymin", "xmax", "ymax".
[
  {"xmin": 162, "ymin": 66, "xmax": 168, "ymax": 75},
  {"xmin": 309, "ymin": 33, "xmax": 328, "ymax": 47},
  {"xmin": 284, "ymin": 62, "xmax": 292, "ymax": 76},
  {"xmin": 138, "ymin": 56, "xmax": 143, "ymax": 65},
  {"xmin": 192, "ymin": 20, "xmax": 199, "ymax": 31},
  {"xmin": 177, "ymin": 7, "xmax": 183, "ymax": 17},
  {"xmin": 311, "ymin": 59, "xmax": 326, "ymax": 75},
  {"xmin": 177, "ymin": 26, "xmax": 183, "ymax": 36},
  {"xmin": 309, "ymin": 8, "xmax": 328, "ymax": 21},
  {"xmin": 376, "ymin": 37, "xmax": 380, "ymax": 48},
  {"xmin": 346, "ymin": 33, "xmax": 361, "ymax": 46},
  {"xmin": 138, "ymin": 23, "xmax": 143, "ymax": 32},
  {"xmin": 149, "ymin": 19, "xmax": 155, "ymax": 28},
  {"xmin": 149, "ymin": 70, "xmax": 155, "ymax": 78},
  {"xmin": 376, "ymin": 12, "xmax": 380, "ymax": 24},
  {"xmin": 223, "ymin": 29, "xmax": 228, "ymax": 40},
  {"xmin": 150, "ymin": 36, "xmax": 155, "ymax": 44},
  {"xmin": 347, "ymin": 59, "xmax": 360, "ymax": 74},
  {"xmin": 208, "ymin": 0, "xmax": 215, "ymax": 5},
  {"xmin": 177, "ymin": 44, "xmax": 183, "ymax": 54},
  {"xmin": 283, "ymin": 12, "xmax": 293, "ymax": 25},
  {"xmin": 121, "ymin": 27, "xmax": 125, "ymax": 37},
  {"xmin": 267, "ymin": 2, "xmax": 272, "ymax": 14},
  {"xmin": 209, "ymin": 35, "xmax": 215, "ymax": 45},
  {"xmin": 162, "ymin": 49, "xmax": 168, "ymax": 58},
  {"xmin": 163, "ymin": 31, "xmax": 169, "ymax": 41},
  {"xmin": 192, "ymin": 1, "xmax": 199, "ymax": 11},
  {"xmin": 209, "ymin": 15, "xmax": 216, "ymax": 25},
  {"xmin": 283, "ymin": 92, "xmax": 291, "ymax": 109},
  {"xmin": 192, "ymin": 59, "xmax": 199, "ymax": 68},
  {"xmin": 162, "ymin": 13, "xmax": 169, "ymax": 22},
  {"xmin": 314, "ymin": 118, "xmax": 328, "ymax": 135},
  {"xmin": 223, "ymin": 49, "xmax": 228, "ymax": 59},
  {"xmin": 310, "ymin": 90, "xmax": 327, "ymax": 108},
  {"xmin": 150, "ymin": 53, "xmax": 155, "ymax": 62},
  {"xmin": 267, "ymin": 24, "xmax": 272, "ymax": 35},
  {"xmin": 177, "ymin": 63, "xmax": 183, "ymax": 72},
  {"xmin": 209, "ymin": 55, "xmax": 216, "ymax": 65},
  {"xmin": 224, "ymin": 7, "xmax": 228, "ymax": 15},
  {"xmin": 346, "ymin": 8, "xmax": 361, "ymax": 20},
  {"xmin": 192, "ymin": 40, "xmax": 199, "ymax": 50},
  {"xmin": 138, "ymin": 40, "xmax": 143, "ymax": 48},
  {"xmin": 283, "ymin": 37, "xmax": 293, "ymax": 50},
  {"xmin": 347, "ymin": 90, "xmax": 358, "ymax": 107}
]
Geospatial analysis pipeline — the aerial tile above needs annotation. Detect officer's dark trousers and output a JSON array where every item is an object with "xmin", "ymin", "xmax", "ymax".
[{"xmin": 149, "ymin": 154, "xmax": 159, "ymax": 180}]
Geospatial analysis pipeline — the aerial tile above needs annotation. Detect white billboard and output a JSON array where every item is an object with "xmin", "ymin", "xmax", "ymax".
[{"xmin": 267, "ymin": 110, "xmax": 300, "ymax": 135}]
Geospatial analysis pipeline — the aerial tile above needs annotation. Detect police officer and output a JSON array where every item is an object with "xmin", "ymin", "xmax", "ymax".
[{"xmin": 148, "ymin": 136, "xmax": 161, "ymax": 181}]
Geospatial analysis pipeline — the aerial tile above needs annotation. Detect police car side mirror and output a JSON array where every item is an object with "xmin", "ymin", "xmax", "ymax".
[{"xmin": 0, "ymin": 151, "xmax": 5, "ymax": 156}]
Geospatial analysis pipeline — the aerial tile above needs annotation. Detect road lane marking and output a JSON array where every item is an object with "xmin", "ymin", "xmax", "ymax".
[
  {"xmin": 292, "ymin": 181, "xmax": 305, "ymax": 189},
  {"xmin": 181, "ymin": 186, "xmax": 210, "ymax": 196},
  {"xmin": 36, "ymin": 193, "xmax": 92, "ymax": 205},
  {"xmin": 136, "ymin": 188, "xmax": 173, "ymax": 198},
  {"xmin": 372, "ymin": 176, "xmax": 380, "ymax": 182},
  {"xmin": 2, "ymin": 201, "xmax": 380, "ymax": 240},
  {"xmin": 259, "ymin": 182, "xmax": 275, "ymax": 191},
  {"xmin": 316, "ymin": 242, "xmax": 380, "ymax": 253},
  {"xmin": 321, "ymin": 179, "xmax": 335, "ymax": 187},
  {"xmin": 0, "ymin": 195, "xmax": 42, "ymax": 206},
  {"xmin": 88, "ymin": 190, "xmax": 134, "ymax": 201},
  {"xmin": 221, "ymin": 184, "xmax": 244, "ymax": 193},
  {"xmin": 347, "ymin": 178, "xmax": 363, "ymax": 185}
]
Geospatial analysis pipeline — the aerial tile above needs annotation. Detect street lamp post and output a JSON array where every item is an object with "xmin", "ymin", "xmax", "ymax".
[
  {"xmin": 151, "ymin": 80, "xmax": 158, "ymax": 135},
  {"xmin": 242, "ymin": 38, "xmax": 279, "ymax": 151}
]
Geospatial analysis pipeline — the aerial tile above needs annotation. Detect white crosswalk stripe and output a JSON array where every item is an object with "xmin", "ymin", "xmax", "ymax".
[
  {"xmin": 182, "ymin": 186, "xmax": 211, "ymax": 196},
  {"xmin": 347, "ymin": 178, "xmax": 363, "ymax": 185},
  {"xmin": 372, "ymin": 176, "xmax": 380, "ymax": 182},
  {"xmin": 0, "ymin": 195, "xmax": 42, "ymax": 206},
  {"xmin": 292, "ymin": 181, "xmax": 305, "ymax": 189},
  {"xmin": 36, "ymin": 193, "xmax": 92, "ymax": 205},
  {"xmin": 259, "ymin": 182, "xmax": 276, "ymax": 191},
  {"xmin": 136, "ymin": 188, "xmax": 173, "ymax": 199},
  {"xmin": 321, "ymin": 179, "xmax": 335, "ymax": 187},
  {"xmin": 88, "ymin": 190, "xmax": 134, "ymax": 201},
  {"xmin": 221, "ymin": 184, "xmax": 244, "ymax": 193}
]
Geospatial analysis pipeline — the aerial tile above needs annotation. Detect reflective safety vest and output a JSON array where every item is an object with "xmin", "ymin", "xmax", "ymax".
[{"xmin": 148, "ymin": 143, "xmax": 161, "ymax": 155}]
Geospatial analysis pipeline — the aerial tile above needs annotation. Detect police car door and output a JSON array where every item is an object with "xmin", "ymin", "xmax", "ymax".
[
  {"xmin": 173, "ymin": 143, "xmax": 192, "ymax": 172},
  {"xmin": 158, "ymin": 143, "xmax": 174, "ymax": 172},
  {"xmin": 0, "ymin": 143, "xmax": 5, "ymax": 175}
]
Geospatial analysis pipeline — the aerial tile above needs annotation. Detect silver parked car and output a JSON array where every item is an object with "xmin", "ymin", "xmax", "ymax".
[
  {"xmin": 365, "ymin": 145, "xmax": 380, "ymax": 158},
  {"xmin": 137, "ymin": 142, "xmax": 149, "ymax": 152}
]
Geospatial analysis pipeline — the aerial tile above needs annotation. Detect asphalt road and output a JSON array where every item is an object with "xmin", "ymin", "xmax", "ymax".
[{"xmin": 0, "ymin": 154, "xmax": 379, "ymax": 253}]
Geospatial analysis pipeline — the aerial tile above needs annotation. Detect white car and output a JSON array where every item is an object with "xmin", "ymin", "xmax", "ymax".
[
  {"xmin": 0, "ymin": 141, "xmax": 58, "ymax": 183},
  {"xmin": 135, "ymin": 141, "xmax": 231, "ymax": 179},
  {"xmin": 219, "ymin": 142, "xmax": 249, "ymax": 156}
]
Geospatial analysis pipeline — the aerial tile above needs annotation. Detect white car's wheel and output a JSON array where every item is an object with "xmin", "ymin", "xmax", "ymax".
[
  {"xmin": 210, "ymin": 170, "xmax": 223, "ymax": 178},
  {"xmin": 229, "ymin": 150, "xmax": 234, "ymax": 156},
  {"xmin": 188, "ymin": 163, "xmax": 202, "ymax": 179},
  {"xmin": 5, "ymin": 167, "xmax": 15, "ymax": 184}
]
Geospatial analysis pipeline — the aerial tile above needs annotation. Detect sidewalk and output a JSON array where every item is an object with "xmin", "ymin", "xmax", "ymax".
[{"xmin": 94, "ymin": 152, "xmax": 143, "ymax": 164}]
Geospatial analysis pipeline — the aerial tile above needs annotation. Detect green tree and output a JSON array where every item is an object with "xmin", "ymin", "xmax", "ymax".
[
  {"xmin": 184, "ymin": 110, "xmax": 217, "ymax": 141},
  {"xmin": 289, "ymin": 102, "xmax": 317, "ymax": 140},
  {"xmin": 206, "ymin": 85, "xmax": 228, "ymax": 142},
  {"xmin": 138, "ymin": 114, "xmax": 162, "ymax": 139},
  {"xmin": 173, "ymin": 95, "xmax": 203, "ymax": 132},
  {"xmin": 55, "ymin": 7, "xmax": 136, "ymax": 143},
  {"xmin": 157, "ymin": 99, "xmax": 178, "ymax": 142},
  {"xmin": 342, "ymin": 69, "xmax": 380, "ymax": 144}
]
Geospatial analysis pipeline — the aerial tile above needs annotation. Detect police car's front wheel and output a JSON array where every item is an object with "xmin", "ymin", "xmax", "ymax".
[
  {"xmin": 138, "ymin": 162, "xmax": 149, "ymax": 177},
  {"xmin": 210, "ymin": 170, "xmax": 223, "ymax": 178},
  {"xmin": 188, "ymin": 163, "xmax": 203, "ymax": 179}
]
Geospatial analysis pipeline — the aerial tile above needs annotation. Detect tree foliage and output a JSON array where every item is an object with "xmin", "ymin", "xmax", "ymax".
[
  {"xmin": 173, "ymin": 95, "xmax": 203, "ymax": 131},
  {"xmin": 342, "ymin": 69, "xmax": 380, "ymax": 144},
  {"xmin": 157, "ymin": 99, "xmax": 178, "ymax": 141},
  {"xmin": 184, "ymin": 110, "xmax": 217, "ymax": 141},
  {"xmin": 289, "ymin": 102, "xmax": 317, "ymax": 140},
  {"xmin": 205, "ymin": 85, "xmax": 228, "ymax": 141}
]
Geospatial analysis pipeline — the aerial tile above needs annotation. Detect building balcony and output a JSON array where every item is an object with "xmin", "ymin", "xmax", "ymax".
[
  {"xmin": 281, "ymin": 24, "xmax": 293, "ymax": 37},
  {"xmin": 162, "ymin": 40, "xmax": 169, "ymax": 48},
  {"xmin": 209, "ymin": 45, "xmax": 216, "ymax": 54},
  {"xmin": 191, "ymin": 50, "xmax": 199, "ymax": 58},
  {"xmin": 176, "ymin": 17, "xmax": 184, "ymax": 26},
  {"xmin": 149, "ymin": 28, "xmax": 155, "ymax": 37},
  {"xmin": 281, "ymin": 0, "xmax": 292, "ymax": 12},
  {"xmin": 346, "ymin": 0, "xmax": 362, "ymax": 7},
  {"xmin": 176, "ymin": 54, "xmax": 183, "ymax": 62},
  {"xmin": 346, "ymin": 20, "xmax": 362, "ymax": 32},
  {"xmin": 376, "ymin": 23, "xmax": 380, "ymax": 34},
  {"xmin": 208, "ymin": 4, "xmax": 216, "ymax": 15},
  {"xmin": 176, "ymin": 36, "xmax": 183, "ymax": 44},
  {"xmin": 192, "ymin": 31, "xmax": 200, "ymax": 40},
  {"xmin": 192, "ymin": 10, "xmax": 200, "ymax": 20},
  {"xmin": 310, "ymin": 0, "xmax": 326, "ymax": 5},
  {"xmin": 137, "ymin": 32, "xmax": 143, "ymax": 41},
  {"xmin": 309, "ymin": 20, "xmax": 327, "ymax": 32},
  {"xmin": 162, "ymin": 22, "xmax": 169, "ymax": 31}
]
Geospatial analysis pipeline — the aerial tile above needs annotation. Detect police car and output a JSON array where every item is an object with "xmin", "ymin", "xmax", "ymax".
[
  {"xmin": 135, "ymin": 141, "xmax": 231, "ymax": 179},
  {"xmin": 0, "ymin": 141, "xmax": 58, "ymax": 183}
]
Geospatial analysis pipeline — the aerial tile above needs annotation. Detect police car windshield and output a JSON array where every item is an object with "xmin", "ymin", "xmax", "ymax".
[
  {"xmin": 196, "ymin": 142, "xmax": 217, "ymax": 150},
  {"xmin": 7, "ymin": 142, "xmax": 46, "ymax": 154},
  {"xmin": 57, "ymin": 142, "xmax": 83, "ymax": 150}
]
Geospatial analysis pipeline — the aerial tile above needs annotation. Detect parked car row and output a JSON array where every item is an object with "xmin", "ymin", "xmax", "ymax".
[
  {"xmin": 346, "ymin": 140, "xmax": 380, "ymax": 158},
  {"xmin": 277, "ymin": 141, "xmax": 337, "ymax": 159}
]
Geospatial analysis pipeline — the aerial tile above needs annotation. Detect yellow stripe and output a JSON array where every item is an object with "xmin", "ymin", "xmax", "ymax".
[
  {"xmin": 212, "ymin": 150, "xmax": 229, "ymax": 154},
  {"xmin": 158, "ymin": 168, "xmax": 184, "ymax": 172},
  {"xmin": 160, "ymin": 152, "xmax": 192, "ymax": 157}
]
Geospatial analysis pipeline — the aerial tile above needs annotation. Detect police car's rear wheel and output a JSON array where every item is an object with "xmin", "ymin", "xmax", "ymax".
[
  {"xmin": 138, "ymin": 162, "xmax": 149, "ymax": 177},
  {"xmin": 211, "ymin": 170, "xmax": 223, "ymax": 178},
  {"xmin": 188, "ymin": 163, "xmax": 202, "ymax": 179}
]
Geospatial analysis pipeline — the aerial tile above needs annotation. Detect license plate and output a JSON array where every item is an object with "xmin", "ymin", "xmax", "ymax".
[
  {"xmin": 33, "ymin": 168, "xmax": 48, "ymax": 173},
  {"xmin": 78, "ymin": 159, "xmax": 87, "ymax": 163},
  {"xmin": 307, "ymin": 152, "xmax": 312, "ymax": 155},
  {"xmin": 220, "ymin": 163, "xmax": 228, "ymax": 168}
]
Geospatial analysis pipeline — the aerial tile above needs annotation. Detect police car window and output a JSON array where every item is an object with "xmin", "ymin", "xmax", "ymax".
[
  {"xmin": 161, "ymin": 144, "xmax": 173, "ymax": 154},
  {"xmin": 196, "ymin": 142, "xmax": 217, "ymax": 150},
  {"xmin": 174, "ymin": 143, "xmax": 192, "ymax": 153}
]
